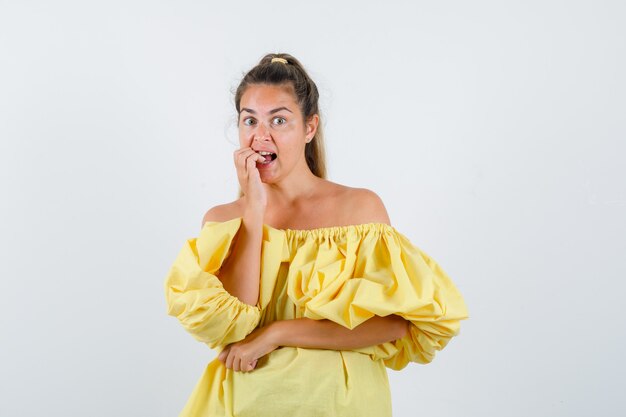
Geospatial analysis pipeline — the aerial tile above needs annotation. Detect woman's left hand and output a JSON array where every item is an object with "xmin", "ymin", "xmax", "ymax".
[{"xmin": 217, "ymin": 324, "xmax": 279, "ymax": 372}]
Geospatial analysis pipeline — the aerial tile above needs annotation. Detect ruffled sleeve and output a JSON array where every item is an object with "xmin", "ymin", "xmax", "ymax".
[
  {"xmin": 300, "ymin": 225, "xmax": 469, "ymax": 370},
  {"xmin": 164, "ymin": 218, "xmax": 262, "ymax": 349}
]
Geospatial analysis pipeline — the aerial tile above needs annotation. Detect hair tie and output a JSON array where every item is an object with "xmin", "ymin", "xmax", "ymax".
[{"xmin": 271, "ymin": 57, "xmax": 288, "ymax": 64}]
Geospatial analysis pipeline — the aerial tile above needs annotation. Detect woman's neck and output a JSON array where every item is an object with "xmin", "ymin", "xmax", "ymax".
[{"xmin": 264, "ymin": 171, "xmax": 324, "ymax": 207}]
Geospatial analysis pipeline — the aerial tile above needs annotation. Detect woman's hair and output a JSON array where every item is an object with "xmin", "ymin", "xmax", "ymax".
[{"xmin": 234, "ymin": 53, "xmax": 327, "ymax": 182}]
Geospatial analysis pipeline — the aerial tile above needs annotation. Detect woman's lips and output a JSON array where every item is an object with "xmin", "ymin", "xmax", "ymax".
[
  {"xmin": 255, "ymin": 151, "xmax": 277, "ymax": 167},
  {"xmin": 256, "ymin": 156, "xmax": 276, "ymax": 168}
]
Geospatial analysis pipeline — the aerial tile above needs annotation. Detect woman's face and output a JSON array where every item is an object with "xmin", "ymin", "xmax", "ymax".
[{"xmin": 238, "ymin": 83, "xmax": 317, "ymax": 183}]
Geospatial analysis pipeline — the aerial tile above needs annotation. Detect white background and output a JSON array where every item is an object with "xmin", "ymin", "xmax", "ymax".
[{"xmin": 1, "ymin": 1, "xmax": 624, "ymax": 416}]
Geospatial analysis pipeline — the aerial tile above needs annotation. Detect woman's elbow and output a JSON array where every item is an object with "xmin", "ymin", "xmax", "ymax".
[{"xmin": 393, "ymin": 315, "xmax": 410, "ymax": 340}]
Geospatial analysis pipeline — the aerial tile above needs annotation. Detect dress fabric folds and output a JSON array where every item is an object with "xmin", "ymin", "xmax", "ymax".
[{"xmin": 164, "ymin": 217, "xmax": 469, "ymax": 417}]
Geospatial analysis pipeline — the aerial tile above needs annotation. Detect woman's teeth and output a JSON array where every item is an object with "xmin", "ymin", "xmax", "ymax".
[{"xmin": 257, "ymin": 151, "xmax": 277, "ymax": 164}]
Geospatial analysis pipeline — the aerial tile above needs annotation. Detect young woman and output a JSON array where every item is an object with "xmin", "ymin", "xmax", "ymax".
[{"xmin": 164, "ymin": 53, "xmax": 469, "ymax": 417}]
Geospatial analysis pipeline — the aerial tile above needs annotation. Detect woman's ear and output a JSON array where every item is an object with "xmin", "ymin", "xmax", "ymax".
[{"xmin": 305, "ymin": 114, "xmax": 319, "ymax": 141}]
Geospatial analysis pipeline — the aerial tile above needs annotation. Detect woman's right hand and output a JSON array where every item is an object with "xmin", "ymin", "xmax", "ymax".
[{"xmin": 234, "ymin": 147, "xmax": 267, "ymax": 211}]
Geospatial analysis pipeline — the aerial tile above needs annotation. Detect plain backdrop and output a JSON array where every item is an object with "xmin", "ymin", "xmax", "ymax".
[{"xmin": 1, "ymin": 1, "xmax": 624, "ymax": 416}]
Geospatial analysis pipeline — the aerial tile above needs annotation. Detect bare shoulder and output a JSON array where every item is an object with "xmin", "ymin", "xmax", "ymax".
[
  {"xmin": 329, "ymin": 183, "xmax": 391, "ymax": 226},
  {"xmin": 201, "ymin": 199, "xmax": 245, "ymax": 228},
  {"xmin": 349, "ymin": 187, "xmax": 391, "ymax": 225}
]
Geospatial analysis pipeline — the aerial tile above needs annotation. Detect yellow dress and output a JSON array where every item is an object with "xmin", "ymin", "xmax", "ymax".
[{"xmin": 164, "ymin": 217, "xmax": 469, "ymax": 417}]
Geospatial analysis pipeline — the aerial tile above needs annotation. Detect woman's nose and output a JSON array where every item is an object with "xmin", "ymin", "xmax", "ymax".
[{"xmin": 254, "ymin": 122, "xmax": 271, "ymax": 140}]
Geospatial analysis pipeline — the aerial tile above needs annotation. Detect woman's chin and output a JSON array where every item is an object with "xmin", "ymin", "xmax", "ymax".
[
  {"xmin": 258, "ymin": 172, "xmax": 276, "ymax": 183},
  {"xmin": 257, "ymin": 165, "xmax": 278, "ymax": 182}
]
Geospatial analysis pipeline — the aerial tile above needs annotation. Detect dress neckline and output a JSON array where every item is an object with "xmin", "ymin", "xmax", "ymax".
[
  {"xmin": 264, "ymin": 220, "xmax": 393, "ymax": 234},
  {"xmin": 204, "ymin": 216, "xmax": 395, "ymax": 236}
]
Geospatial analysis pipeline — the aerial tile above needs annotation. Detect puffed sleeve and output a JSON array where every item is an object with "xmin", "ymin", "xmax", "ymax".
[
  {"xmin": 301, "ymin": 226, "xmax": 469, "ymax": 370},
  {"xmin": 164, "ymin": 218, "xmax": 262, "ymax": 349}
]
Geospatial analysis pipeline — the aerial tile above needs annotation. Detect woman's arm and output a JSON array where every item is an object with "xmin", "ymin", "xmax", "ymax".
[
  {"xmin": 269, "ymin": 315, "xmax": 410, "ymax": 350},
  {"xmin": 207, "ymin": 145, "xmax": 268, "ymax": 306},
  {"xmin": 218, "ymin": 315, "xmax": 410, "ymax": 372},
  {"xmin": 203, "ymin": 206, "xmax": 264, "ymax": 306}
]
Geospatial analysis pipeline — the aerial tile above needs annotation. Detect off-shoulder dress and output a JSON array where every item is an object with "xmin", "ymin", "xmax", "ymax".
[{"xmin": 164, "ymin": 217, "xmax": 469, "ymax": 417}]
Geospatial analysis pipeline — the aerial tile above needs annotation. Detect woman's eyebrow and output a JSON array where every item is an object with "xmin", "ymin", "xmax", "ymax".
[{"xmin": 240, "ymin": 106, "xmax": 293, "ymax": 115}]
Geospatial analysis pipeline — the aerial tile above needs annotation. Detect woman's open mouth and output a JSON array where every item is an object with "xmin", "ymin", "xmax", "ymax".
[{"xmin": 256, "ymin": 151, "xmax": 277, "ymax": 165}]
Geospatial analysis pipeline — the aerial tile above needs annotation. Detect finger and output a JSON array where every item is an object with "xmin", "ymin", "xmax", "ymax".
[
  {"xmin": 236, "ymin": 150, "xmax": 263, "ymax": 178},
  {"xmin": 233, "ymin": 147, "xmax": 253, "ymax": 162},
  {"xmin": 234, "ymin": 148, "xmax": 258, "ymax": 164},
  {"xmin": 246, "ymin": 152, "xmax": 264, "ymax": 175},
  {"xmin": 220, "ymin": 345, "xmax": 232, "ymax": 362},
  {"xmin": 243, "ymin": 359, "xmax": 257, "ymax": 372},
  {"xmin": 233, "ymin": 356, "xmax": 241, "ymax": 372},
  {"xmin": 225, "ymin": 351, "xmax": 235, "ymax": 370},
  {"xmin": 233, "ymin": 148, "xmax": 255, "ymax": 171},
  {"xmin": 244, "ymin": 149, "xmax": 264, "ymax": 162},
  {"xmin": 233, "ymin": 153, "xmax": 252, "ymax": 189}
]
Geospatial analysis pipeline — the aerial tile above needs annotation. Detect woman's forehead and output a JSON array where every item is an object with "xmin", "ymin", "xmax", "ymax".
[{"xmin": 241, "ymin": 84, "xmax": 298, "ymax": 108}]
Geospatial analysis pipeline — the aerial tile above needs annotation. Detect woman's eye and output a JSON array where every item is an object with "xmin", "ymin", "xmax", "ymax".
[
  {"xmin": 243, "ymin": 118, "xmax": 255, "ymax": 126},
  {"xmin": 272, "ymin": 117, "xmax": 286, "ymax": 125}
]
